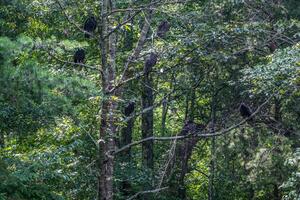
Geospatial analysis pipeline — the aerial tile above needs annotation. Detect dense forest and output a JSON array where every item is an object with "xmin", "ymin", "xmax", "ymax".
[{"xmin": 0, "ymin": 0, "xmax": 299, "ymax": 199}]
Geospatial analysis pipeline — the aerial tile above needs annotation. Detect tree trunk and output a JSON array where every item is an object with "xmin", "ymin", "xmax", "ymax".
[
  {"xmin": 121, "ymin": 108, "xmax": 134, "ymax": 157},
  {"xmin": 119, "ymin": 102, "xmax": 135, "ymax": 197},
  {"xmin": 189, "ymin": 89, "xmax": 196, "ymax": 120},
  {"xmin": 161, "ymin": 98, "xmax": 168, "ymax": 136},
  {"xmin": 274, "ymin": 97, "xmax": 281, "ymax": 121},
  {"xmin": 98, "ymin": 1, "xmax": 117, "ymax": 199},
  {"xmin": 0, "ymin": 133, "xmax": 4, "ymax": 148},
  {"xmin": 141, "ymin": 70, "xmax": 154, "ymax": 169},
  {"xmin": 208, "ymin": 95, "xmax": 217, "ymax": 200},
  {"xmin": 208, "ymin": 137, "xmax": 216, "ymax": 200},
  {"xmin": 273, "ymin": 184, "xmax": 281, "ymax": 200},
  {"xmin": 98, "ymin": 100, "xmax": 117, "ymax": 200},
  {"xmin": 178, "ymin": 89, "xmax": 196, "ymax": 199},
  {"xmin": 172, "ymin": 121, "xmax": 204, "ymax": 199}
]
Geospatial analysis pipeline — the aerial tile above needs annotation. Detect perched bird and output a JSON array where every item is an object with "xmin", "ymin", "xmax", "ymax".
[
  {"xmin": 73, "ymin": 48, "xmax": 85, "ymax": 63},
  {"xmin": 239, "ymin": 103, "xmax": 252, "ymax": 119},
  {"xmin": 83, "ymin": 16, "xmax": 97, "ymax": 38},
  {"xmin": 124, "ymin": 102, "xmax": 135, "ymax": 116},
  {"xmin": 157, "ymin": 21, "xmax": 170, "ymax": 38},
  {"xmin": 268, "ymin": 41, "xmax": 277, "ymax": 53},
  {"xmin": 144, "ymin": 53, "xmax": 158, "ymax": 74}
]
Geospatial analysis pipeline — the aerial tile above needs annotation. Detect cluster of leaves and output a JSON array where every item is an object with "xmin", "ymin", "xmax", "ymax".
[
  {"xmin": 281, "ymin": 148, "xmax": 300, "ymax": 199},
  {"xmin": 242, "ymin": 43, "xmax": 300, "ymax": 95}
]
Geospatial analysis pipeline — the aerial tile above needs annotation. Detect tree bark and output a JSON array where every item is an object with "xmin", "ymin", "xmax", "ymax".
[
  {"xmin": 98, "ymin": 100, "xmax": 117, "ymax": 200},
  {"xmin": 121, "ymin": 106, "xmax": 134, "ymax": 156},
  {"xmin": 172, "ymin": 121, "xmax": 204, "ymax": 199},
  {"xmin": 98, "ymin": 1, "xmax": 117, "ymax": 199},
  {"xmin": 161, "ymin": 98, "xmax": 168, "ymax": 136},
  {"xmin": 0, "ymin": 133, "xmax": 4, "ymax": 148},
  {"xmin": 208, "ymin": 94, "xmax": 217, "ymax": 200},
  {"xmin": 273, "ymin": 184, "xmax": 281, "ymax": 200},
  {"xmin": 178, "ymin": 89, "xmax": 196, "ymax": 199},
  {"xmin": 274, "ymin": 97, "xmax": 281, "ymax": 121},
  {"xmin": 141, "ymin": 67, "xmax": 154, "ymax": 170},
  {"xmin": 208, "ymin": 136, "xmax": 216, "ymax": 200},
  {"xmin": 119, "ymin": 103, "xmax": 135, "ymax": 197}
]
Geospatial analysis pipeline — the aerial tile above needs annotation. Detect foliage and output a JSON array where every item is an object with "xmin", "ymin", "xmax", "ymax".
[
  {"xmin": 0, "ymin": 0, "xmax": 299, "ymax": 199},
  {"xmin": 281, "ymin": 148, "xmax": 300, "ymax": 200}
]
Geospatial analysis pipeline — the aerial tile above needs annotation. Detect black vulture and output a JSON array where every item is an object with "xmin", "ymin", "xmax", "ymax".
[
  {"xmin": 124, "ymin": 102, "xmax": 135, "ymax": 116},
  {"xmin": 144, "ymin": 53, "xmax": 158, "ymax": 74},
  {"xmin": 83, "ymin": 16, "xmax": 97, "ymax": 38},
  {"xmin": 239, "ymin": 103, "xmax": 252, "ymax": 118},
  {"xmin": 268, "ymin": 41, "xmax": 277, "ymax": 53},
  {"xmin": 73, "ymin": 49, "xmax": 85, "ymax": 63},
  {"xmin": 157, "ymin": 21, "xmax": 170, "ymax": 38}
]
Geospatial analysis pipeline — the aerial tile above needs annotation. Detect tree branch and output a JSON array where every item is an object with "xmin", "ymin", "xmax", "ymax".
[
  {"xmin": 104, "ymin": 11, "xmax": 141, "ymax": 39},
  {"xmin": 106, "ymin": 0, "xmax": 189, "ymax": 16},
  {"xmin": 118, "ymin": 10, "xmax": 154, "ymax": 85},
  {"xmin": 126, "ymin": 187, "xmax": 168, "ymax": 200}
]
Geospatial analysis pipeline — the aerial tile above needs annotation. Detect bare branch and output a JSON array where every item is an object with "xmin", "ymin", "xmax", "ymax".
[
  {"xmin": 107, "ymin": 0, "xmax": 189, "ymax": 16},
  {"xmin": 119, "ymin": 10, "xmax": 154, "ymax": 84},
  {"xmin": 156, "ymin": 131, "xmax": 180, "ymax": 190},
  {"xmin": 126, "ymin": 187, "xmax": 168, "ymax": 200},
  {"xmin": 105, "ymin": 11, "xmax": 141, "ymax": 39},
  {"xmin": 82, "ymin": 127, "xmax": 99, "ymax": 148},
  {"xmin": 193, "ymin": 168, "xmax": 209, "ymax": 178}
]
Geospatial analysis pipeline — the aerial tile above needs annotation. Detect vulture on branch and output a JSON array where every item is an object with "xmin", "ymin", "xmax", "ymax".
[
  {"xmin": 83, "ymin": 16, "xmax": 97, "ymax": 38},
  {"xmin": 74, "ymin": 48, "xmax": 85, "ymax": 63}
]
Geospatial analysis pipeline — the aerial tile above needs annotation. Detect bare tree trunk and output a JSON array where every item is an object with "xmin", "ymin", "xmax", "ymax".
[
  {"xmin": 274, "ymin": 97, "xmax": 281, "ymax": 121},
  {"xmin": 184, "ymin": 95, "xmax": 189, "ymax": 120},
  {"xmin": 121, "ymin": 104, "xmax": 135, "ymax": 156},
  {"xmin": 141, "ymin": 51, "xmax": 158, "ymax": 171},
  {"xmin": 173, "ymin": 121, "xmax": 204, "ymax": 199},
  {"xmin": 98, "ymin": 100, "xmax": 117, "ymax": 200},
  {"xmin": 178, "ymin": 89, "xmax": 196, "ymax": 200},
  {"xmin": 161, "ymin": 98, "xmax": 168, "ymax": 136},
  {"xmin": 208, "ymin": 137, "xmax": 216, "ymax": 200},
  {"xmin": 140, "ymin": 52, "xmax": 157, "ymax": 200},
  {"xmin": 98, "ymin": 1, "xmax": 117, "ymax": 199},
  {"xmin": 189, "ymin": 89, "xmax": 196, "ymax": 120},
  {"xmin": 120, "ymin": 102, "xmax": 135, "ymax": 197},
  {"xmin": 0, "ymin": 133, "xmax": 4, "ymax": 148},
  {"xmin": 208, "ymin": 95, "xmax": 217, "ymax": 200},
  {"xmin": 141, "ymin": 65, "xmax": 154, "ymax": 170},
  {"xmin": 273, "ymin": 184, "xmax": 281, "ymax": 200}
]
